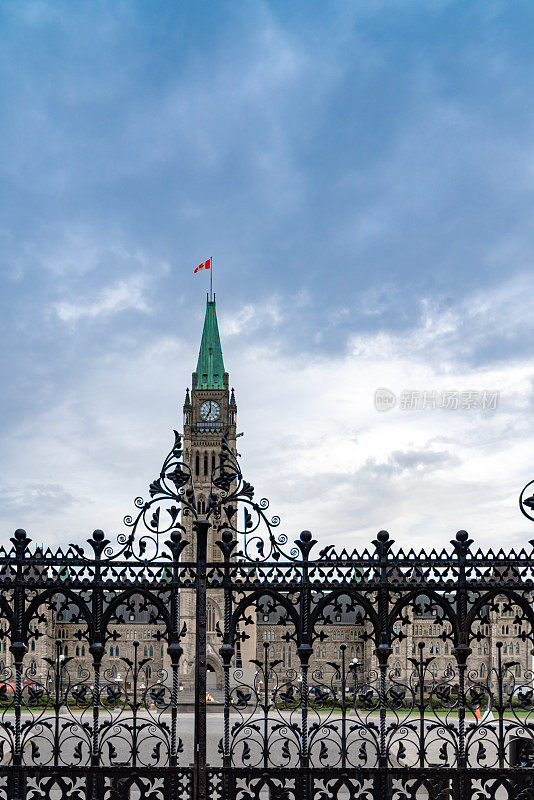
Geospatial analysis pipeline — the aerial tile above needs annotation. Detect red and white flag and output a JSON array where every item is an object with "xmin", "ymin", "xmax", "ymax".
[{"xmin": 194, "ymin": 258, "xmax": 211, "ymax": 273}]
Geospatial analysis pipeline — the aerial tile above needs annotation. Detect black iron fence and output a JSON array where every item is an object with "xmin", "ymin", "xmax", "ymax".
[{"xmin": 0, "ymin": 433, "xmax": 533, "ymax": 799}]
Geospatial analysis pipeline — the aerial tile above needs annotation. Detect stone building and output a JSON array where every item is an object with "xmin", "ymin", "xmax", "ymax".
[
  {"xmin": 54, "ymin": 593, "xmax": 167, "ymax": 691},
  {"xmin": 256, "ymin": 590, "xmax": 532, "ymax": 693}
]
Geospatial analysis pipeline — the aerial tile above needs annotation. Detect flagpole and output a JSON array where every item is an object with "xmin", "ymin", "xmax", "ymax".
[{"xmin": 210, "ymin": 257, "xmax": 213, "ymax": 300}]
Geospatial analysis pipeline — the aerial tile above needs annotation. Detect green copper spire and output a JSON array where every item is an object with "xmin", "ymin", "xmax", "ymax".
[{"xmin": 196, "ymin": 297, "xmax": 225, "ymax": 389}]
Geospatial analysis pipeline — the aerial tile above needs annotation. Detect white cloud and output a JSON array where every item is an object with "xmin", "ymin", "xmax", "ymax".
[
  {"xmin": 54, "ymin": 275, "xmax": 151, "ymax": 323},
  {"xmin": 219, "ymin": 298, "xmax": 282, "ymax": 337}
]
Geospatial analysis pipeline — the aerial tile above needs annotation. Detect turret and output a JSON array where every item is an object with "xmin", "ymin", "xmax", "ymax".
[{"xmin": 183, "ymin": 387, "xmax": 192, "ymax": 427}]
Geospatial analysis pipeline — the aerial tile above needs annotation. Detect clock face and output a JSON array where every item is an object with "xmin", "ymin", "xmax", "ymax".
[{"xmin": 199, "ymin": 400, "xmax": 221, "ymax": 422}]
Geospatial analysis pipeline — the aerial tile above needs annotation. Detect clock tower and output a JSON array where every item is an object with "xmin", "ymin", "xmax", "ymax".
[{"xmin": 179, "ymin": 295, "xmax": 238, "ymax": 689}]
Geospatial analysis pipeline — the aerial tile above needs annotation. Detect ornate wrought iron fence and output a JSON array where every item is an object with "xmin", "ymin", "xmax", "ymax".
[{"xmin": 0, "ymin": 433, "xmax": 533, "ymax": 799}]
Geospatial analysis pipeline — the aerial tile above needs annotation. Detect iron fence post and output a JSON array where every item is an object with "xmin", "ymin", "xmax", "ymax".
[
  {"xmin": 452, "ymin": 530, "xmax": 472, "ymax": 800},
  {"xmin": 88, "ymin": 530, "xmax": 106, "ymax": 800},
  {"xmin": 168, "ymin": 531, "xmax": 185, "ymax": 800},
  {"xmin": 11, "ymin": 530, "xmax": 29, "ymax": 800},
  {"xmin": 297, "ymin": 531, "xmax": 314, "ymax": 800},
  {"xmin": 219, "ymin": 529, "xmax": 235, "ymax": 800},
  {"xmin": 193, "ymin": 519, "xmax": 209, "ymax": 800}
]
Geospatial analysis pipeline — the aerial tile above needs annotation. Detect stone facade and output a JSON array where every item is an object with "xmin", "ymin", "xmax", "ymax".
[{"xmin": 256, "ymin": 593, "xmax": 532, "ymax": 690}]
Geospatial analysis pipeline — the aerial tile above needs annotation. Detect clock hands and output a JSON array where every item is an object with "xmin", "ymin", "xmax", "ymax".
[{"xmin": 200, "ymin": 399, "xmax": 220, "ymax": 421}]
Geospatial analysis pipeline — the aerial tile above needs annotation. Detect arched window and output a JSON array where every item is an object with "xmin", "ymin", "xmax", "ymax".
[
  {"xmin": 316, "ymin": 647, "xmax": 320, "ymax": 658},
  {"xmin": 195, "ymin": 452, "xmax": 200, "ymax": 476},
  {"xmin": 516, "ymin": 664, "xmax": 522, "ymax": 677},
  {"xmin": 144, "ymin": 646, "xmax": 148, "ymax": 658},
  {"xmin": 204, "ymin": 453, "xmax": 208, "ymax": 476},
  {"xmin": 110, "ymin": 646, "xmax": 113, "ymax": 657},
  {"xmin": 207, "ymin": 604, "xmax": 216, "ymax": 632},
  {"xmin": 111, "ymin": 665, "xmax": 117, "ymax": 678},
  {"xmin": 333, "ymin": 647, "xmax": 338, "ymax": 660},
  {"xmin": 480, "ymin": 663, "xmax": 486, "ymax": 678},
  {"xmin": 282, "ymin": 646, "xmax": 286, "ymax": 667},
  {"xmin": 81, "ymin": 646, "xmax": 85, "ymax": 657},
  {"xmin": 115, "ymin": 646, "xmax": 119, "ymax": 657},
  {"xmin": 76, "ymin": 646, "xmax": 80, "ymax": 657},
  {"xmin": 483, "ymin": 643, "xmax": 488, "ymax": 654},
  {"xmin": 394, "ymin": 662, "xmax": 401, "ymax": 677},
  {"xmin": 29, "ymin": 660, "xmax": 36, "ymax": 675},
  {"xmin": 146, "ymin": 666, "xmax": 152, "ymax": 679},
  {"xmin": 477, "ymin": 644, "xmax": 482, "ymax": 655},
  {"xmin": 149, "ymin": 645, "xmax": 153, "ymax": 657},
  {"xmin": 269, "ymin": 647, "xmax": 275, "ymax": 659},
  {"xmin": 64, "ymin": 646, "xmax": 68, "ymax": 657},
  {"xmin": 211, "ymin": 453, "xmax": 216, "ymax": 474},
  {"xmin": 516, "ymin": 643, "xmax": 520, "ymax": 654}
]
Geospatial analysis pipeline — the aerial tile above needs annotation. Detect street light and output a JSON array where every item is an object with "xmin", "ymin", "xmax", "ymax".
[
  {"xmin": 58, "ymin": 653, "xmax": 65, "ymax": 705},
  {"xmin": 349, "ymin": 658, "xmax": 360, "ymax": 704}
]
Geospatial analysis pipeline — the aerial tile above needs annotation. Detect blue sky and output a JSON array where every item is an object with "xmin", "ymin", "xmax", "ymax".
[{"xmin": 1, "ymin": 0, "xmax": 534, "ymax": 552}]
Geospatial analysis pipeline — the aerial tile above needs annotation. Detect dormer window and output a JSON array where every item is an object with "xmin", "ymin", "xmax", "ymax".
[
  {"xmin": 202, "ymin": 374, "xmax": 207, "ymax": 383},
  {"xmin": 213, "ymin": 374, "xmax": 218, "ymax": 382}
]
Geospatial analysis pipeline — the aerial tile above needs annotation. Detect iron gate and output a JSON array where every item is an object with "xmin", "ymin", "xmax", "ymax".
[{"xmin": 0, "ymin": 430, "xmax": 533, "ymax": 799}]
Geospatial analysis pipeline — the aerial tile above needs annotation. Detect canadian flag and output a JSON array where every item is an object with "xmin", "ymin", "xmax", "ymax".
[{"xmin": 194, "ymin": 258, "xmax": 211, "ymax": 273}]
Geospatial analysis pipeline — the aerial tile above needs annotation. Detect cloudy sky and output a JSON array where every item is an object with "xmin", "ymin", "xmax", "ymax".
[{"xmin": 1, "ymin": 0, "xmax": 534, "ymax": 555}]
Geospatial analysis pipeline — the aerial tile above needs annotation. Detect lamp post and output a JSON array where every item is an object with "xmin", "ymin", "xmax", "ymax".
[
  {"xmin": 115, "ymin": 672, "xmax": 123, "ymax": 705},
  {"xmin": 349, "ymin": 657, "xmax": 360, "ymax": 706},
  {"xmin": 58, "ymin": 653, "xmax": 65, "ymax": 702}
]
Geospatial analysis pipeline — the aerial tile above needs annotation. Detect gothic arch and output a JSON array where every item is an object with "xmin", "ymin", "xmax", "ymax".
[
  {"xmin": 101, "ymin": 587, "xmax": 172, "ymax": 638},
  {"xmin": 388, "ymin": 588, "xmax": 458, "ymax": 643},
  {"xmin": 466, "ymin": 588, "xmax": 534, "ymax": 641},
  {"xmin": 23, "ymin": 586, "xmax": 93, "ymax": 642},
  {"xmin": 310, "ymin": 588, "xmax": 380, "ymax": 644},
  {"xmin": 230, "ymin": 589, "xmax": 300, "ymax": 645}
]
